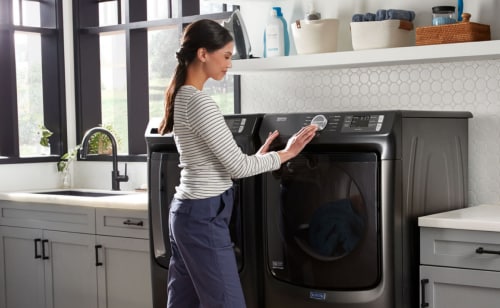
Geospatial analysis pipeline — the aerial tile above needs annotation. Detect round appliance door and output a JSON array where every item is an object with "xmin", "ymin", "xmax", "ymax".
[{"xmin": 265, "ymin": 152, "xmax": 380, "ymax": 290}]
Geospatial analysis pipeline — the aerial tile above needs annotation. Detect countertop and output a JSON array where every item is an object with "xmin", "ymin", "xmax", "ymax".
[
  {"xmin": 418, "ymin": 204, "xmax": 500, "ymax": 232},
  {"xmin": 0, "ymin": 188, "xmax": 148, "ymax": 211}
]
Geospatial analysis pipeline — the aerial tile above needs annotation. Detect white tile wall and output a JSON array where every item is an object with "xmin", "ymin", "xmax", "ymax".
[{"xmin": 241, "ymin": 59, "xmax": 500, "ymax": 206}]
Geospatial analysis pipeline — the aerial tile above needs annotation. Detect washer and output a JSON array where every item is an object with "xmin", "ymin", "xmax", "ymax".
[
  {"xmin": 258, "ymin": 110, "xmax": 472, "ymax": 308},
  {"xmin": 145, "ymin": 114, "xmax": 265, "ymax": 308}
]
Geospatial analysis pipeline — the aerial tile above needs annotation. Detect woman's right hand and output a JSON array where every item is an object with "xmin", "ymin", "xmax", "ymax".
[{"xmin": 277, "ymin": 124, "xmax": 317, "ymax": 163}]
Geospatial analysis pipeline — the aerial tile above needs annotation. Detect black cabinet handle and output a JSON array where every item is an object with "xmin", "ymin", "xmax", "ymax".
[
  {"xmin": 476, "ymin": 247, "xmax": 500, "ymax": 255},
  {"xmin": 42, "ymin": 239, "xmax": 49, "ymax": 260},
  {"xmin": 95, "ymin": 245, "xmax": 103, "ymax": 266},
  {"xmin": 123, "ymin": 219, "xmax": 144, "ymax": 226},
  {"xmin": 421, "ymin": 279, "xmax": 429, "ymax": 307},
  {"xmin": 34, "ymin": 238, "xmax": 41, "ymax": 259}
]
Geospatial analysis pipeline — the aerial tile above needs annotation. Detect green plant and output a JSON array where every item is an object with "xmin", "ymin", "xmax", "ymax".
[
  {"xmin": 87, "ymin": 124, "xmax": 120, "ymax": 154},
  {"xmin": 57, "ymin": 144, "xmax": 81, "ymax": 173},
  {"xmin": 39, "ymin": 125, "xmax": 53, "ymax": 147}
]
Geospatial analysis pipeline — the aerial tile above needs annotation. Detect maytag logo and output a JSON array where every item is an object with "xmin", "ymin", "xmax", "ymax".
[
  {"xmin": 309, "ymin": 291, "xmax": 326, "ymax": 301},
  {"xmin": 276, "ymin": 117, "xmax": 287, "ymax": 122}
]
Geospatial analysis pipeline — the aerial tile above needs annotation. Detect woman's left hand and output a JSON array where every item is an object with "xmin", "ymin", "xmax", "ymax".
[{"xmin": 256, "ymin": 130, "xmax": 279, "ymax": 155}]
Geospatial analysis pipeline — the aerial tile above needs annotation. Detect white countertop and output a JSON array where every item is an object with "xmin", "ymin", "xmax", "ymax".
[
  {"xmin": 418, "ymin": 204, "xmax": 500, "ymax": 232},
  {"xmin": 0, "ymin": 189, "xmax": 148, "ymax": 211}
]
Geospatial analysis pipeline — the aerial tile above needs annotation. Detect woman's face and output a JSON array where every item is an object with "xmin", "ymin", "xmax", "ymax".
[{"xmin": 204, "ymin": 42, "xmax": 234, "ymax": 81}]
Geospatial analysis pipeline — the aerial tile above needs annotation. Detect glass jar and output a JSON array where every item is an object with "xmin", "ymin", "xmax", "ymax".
[{"xmin": 432, "ymin": 6, "xmax": 456, "ymax": 25}]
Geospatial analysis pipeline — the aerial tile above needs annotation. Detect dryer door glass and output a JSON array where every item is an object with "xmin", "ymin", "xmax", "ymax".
[{"xmin": 265, "ymin": 152, "xmax": 380, "ymax": 290}]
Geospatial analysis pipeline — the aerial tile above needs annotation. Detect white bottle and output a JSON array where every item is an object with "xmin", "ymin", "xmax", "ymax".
[{"xmin": 264, "ymin": 7, "xmax": 284, "ymax": 57}]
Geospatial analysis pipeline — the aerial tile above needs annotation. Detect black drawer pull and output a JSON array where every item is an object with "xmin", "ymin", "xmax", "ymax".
[
  {"xmin": 123, "ymin": 219, "xmax": 144, "ymax": 226},
  {"xmin": 34, "ymin": 238, "xmax": 42, "ymax": 259},
  {"xmin": 95, "ymin": 245, "xmax": 103, "ymax": 266},
  {"xmin": 42, "ymin": 239, "xmax": 49, "ymax": 260},
  {"xmin": 420, "ymin": 279, "xmax": 429, "ymax": 307},
  {"xmin": 476, "ymin": 247, "xmax": 500, "ymax": 255}
]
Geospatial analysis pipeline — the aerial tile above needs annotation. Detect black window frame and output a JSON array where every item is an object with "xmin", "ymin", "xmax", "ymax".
[
  {"xmin": 73, "ymin": 0, "xmax": 241, "ymax": 163},
  {"xmin": 0, "ymin": 0, "xmax": 67, "ymax": 164}
]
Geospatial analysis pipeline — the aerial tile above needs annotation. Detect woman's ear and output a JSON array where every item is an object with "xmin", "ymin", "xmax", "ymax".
[{"xmin": 197, "ymin": 47, "xmax": 208, "ymax": 63}]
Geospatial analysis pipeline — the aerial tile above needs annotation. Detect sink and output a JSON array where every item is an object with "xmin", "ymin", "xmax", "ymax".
[{"xmin": 34, "ymin": 190, "xmax": 127, "ymax": 197}]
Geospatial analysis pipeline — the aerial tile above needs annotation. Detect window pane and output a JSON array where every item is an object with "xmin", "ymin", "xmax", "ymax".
[
  {"xmin": 100, "ymin": 32, "xmax": 128, "ymax": 153},
  {"xmin": 99, "ymin": 1, "xmax": 123, "ymax": 26},
  {"xmin": 148, "ymin": 0, "xmax": 170, "ymax": 21},
  {"xmin": 204, "ymin": 75, "xmax": 234, "ymax": 114},
  {"xmin": 148, "ymin": 26, "xmax": 180, "ymax": 119},
  {"xmin": 15, "ymin": 31, "xmax": 45, "ymax": 157},
  {"xmin": 200, "ymin": 0, "xmax": 233, "ymax": 14},
  {"xmin": 22, "ymin": 0, "xmax": 41, "ymax": 27}
]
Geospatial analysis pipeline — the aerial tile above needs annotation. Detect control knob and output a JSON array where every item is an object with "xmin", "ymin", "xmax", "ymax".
[{"xmin": 311, "ymin": 114, "xmax": 328, "ymax": 131}]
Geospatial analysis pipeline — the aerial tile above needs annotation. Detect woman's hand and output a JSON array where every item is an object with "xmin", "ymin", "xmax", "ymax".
[
  {"xmin": 278, "ymin": 124, "xmax": 318, "ymax": 163},
  {"xmin": 256, "ymin": 130, "xmax": 280, "ymax": 155}
]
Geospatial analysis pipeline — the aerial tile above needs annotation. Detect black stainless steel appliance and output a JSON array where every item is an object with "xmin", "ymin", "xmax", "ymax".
[
  {"xmin": 145, "ymin": 114, "xmax": 265, "ymax": 308},
  {"xmin": 259, "ymin": 110, "xmax": 472, "ymax": 308}
]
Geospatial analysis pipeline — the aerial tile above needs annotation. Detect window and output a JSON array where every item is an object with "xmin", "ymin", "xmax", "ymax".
[
  {"xmin": 74, "ymin": 0, "xmax": 239, "ymax": 158},
  {"xmin": 0, "ymin": 0, "xmax": 66, "ymax": 163}
]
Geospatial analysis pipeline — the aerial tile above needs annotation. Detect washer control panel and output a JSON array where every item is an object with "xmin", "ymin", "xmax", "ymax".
[
  {"xmin": 342, "ymin": 114, "xmax": 385, "ymax": 133},
  {"xmin": 304, "ymin": 113, "xmax": 385, "ymax": 133}
]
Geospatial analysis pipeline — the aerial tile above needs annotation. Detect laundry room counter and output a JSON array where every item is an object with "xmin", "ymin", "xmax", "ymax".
[{"xmin": 418, "ymin": 204, "xmax": 500, "ymax": 232}]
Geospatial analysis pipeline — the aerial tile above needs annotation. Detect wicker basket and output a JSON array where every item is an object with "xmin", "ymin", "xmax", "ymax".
[{"xmin": 416, "ymin": 13, "xmax": 490, "ymax": 46}]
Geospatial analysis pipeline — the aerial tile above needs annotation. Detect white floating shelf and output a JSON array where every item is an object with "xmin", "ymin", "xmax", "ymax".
[{"xmin": 228, "ymin": 40, "xmax": 500, "ymax": 74}]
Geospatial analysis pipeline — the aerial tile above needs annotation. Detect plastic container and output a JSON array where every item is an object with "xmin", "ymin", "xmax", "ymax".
[
  {"xmin": 264, "ymin": 7, "xmax": 290, "ymax": 57},
  {"xmin": 350, "ymin": 20, "xmax": 414, "ymax": 50},
  {"xmin": 291, "ymin": 18, "xmax": 339, "ymax": 55},
  {"xmin": 432, "ymin": 6, "xmax": 456, "ymax": 25}
]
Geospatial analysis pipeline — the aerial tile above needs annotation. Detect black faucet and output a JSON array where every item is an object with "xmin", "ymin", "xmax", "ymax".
[{"xmin": 80, "ymin": 127, "xmax": 129, "ymax": 191}]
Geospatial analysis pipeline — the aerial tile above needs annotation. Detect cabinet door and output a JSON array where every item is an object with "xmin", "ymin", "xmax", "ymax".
[
  {"xmin": 0, "ymin": 226, "xmax": 45, "ymax": 308},
  {"xmin": 43, "ymin": 230, "xmax": 98, "ymax": 308},
  {"xmin": 420, "ymin": 265, "xmax": 500, "ymax": 308},
  {"xmin": 96, "ymin": 235, "xmax": 152, "ymax": 308}
]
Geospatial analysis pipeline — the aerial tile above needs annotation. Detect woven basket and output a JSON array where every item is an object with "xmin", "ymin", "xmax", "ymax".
[{"xmin": 416, "ymin": 13, "xmax": 490, "ymax": 46}]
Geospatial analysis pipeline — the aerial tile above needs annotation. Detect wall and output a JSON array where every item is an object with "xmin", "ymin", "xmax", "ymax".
[{"xmin": 1, "ymin": 0, "xmax": 500, "ymax": 206}]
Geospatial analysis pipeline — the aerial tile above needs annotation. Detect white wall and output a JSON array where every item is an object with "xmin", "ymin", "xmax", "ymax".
[{"xmin": 1, "ymin": 0, "xmax": 500, "ymax": 206}]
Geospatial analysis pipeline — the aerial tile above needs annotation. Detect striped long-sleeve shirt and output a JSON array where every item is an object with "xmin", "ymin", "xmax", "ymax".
[{"xmin": 173, "ymin": 85, "xmax": 281, "ymax": 199}]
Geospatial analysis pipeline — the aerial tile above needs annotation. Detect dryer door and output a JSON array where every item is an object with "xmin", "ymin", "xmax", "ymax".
[{"xmin": 265, "ymin": 152, "xmax": 380, "ymax": 290}]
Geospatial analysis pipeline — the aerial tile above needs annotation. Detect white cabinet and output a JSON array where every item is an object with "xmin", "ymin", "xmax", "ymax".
[
  {"xmin": 419, "ymin": 205, "xmax": 500, "ymax": 308},
  {"xmin": 95, "ymin": 208, "xmax": 152, "ymax": 308},
  {"xmin": 0, "ymin": 226, "xmax": 45, "ymax": 308},
  {"xmin": 0, "ymin": 200, "xmax": 151, "ymax": 308}
]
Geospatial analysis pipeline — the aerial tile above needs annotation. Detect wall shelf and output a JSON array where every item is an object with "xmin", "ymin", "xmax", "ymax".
[{"xmin": 228, "ymin": 40, "xmax": 500, "ymax": 74}]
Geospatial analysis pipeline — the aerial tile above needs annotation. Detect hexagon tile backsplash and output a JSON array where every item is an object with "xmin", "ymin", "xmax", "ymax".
[{"xmin": 241, "ymin": 59, "xmax": 500, "ymax": 206}]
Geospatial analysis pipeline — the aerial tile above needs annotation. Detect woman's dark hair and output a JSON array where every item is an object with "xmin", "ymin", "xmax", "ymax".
[{"xmin": 158, "ymin": 19, "xmax": 233, "ymax": 135}]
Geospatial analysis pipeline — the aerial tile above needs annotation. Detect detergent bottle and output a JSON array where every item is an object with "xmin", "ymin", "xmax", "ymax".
[{"xmin": 264, "ymin": 7, "xmax": 289, "ymax": 57}]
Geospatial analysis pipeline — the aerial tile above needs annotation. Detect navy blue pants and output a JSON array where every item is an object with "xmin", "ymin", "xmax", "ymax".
[{"xmin": 167, "ymin": 187, "xmax": 246, "ymax": 308}]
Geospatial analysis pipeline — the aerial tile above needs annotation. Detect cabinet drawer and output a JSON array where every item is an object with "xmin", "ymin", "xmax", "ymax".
[
  {"xmin": 96, "ymin": 208, "xmax": 149, "ymax": 239},
  {"xmin": 421, "ymin": 227, "xmax": 500, "ymax": 271},
  {"xmin": 420, "ymin": 265, "xmax": 500, "ymax": 308},
  {"xmin": 0, "ymin": 201, "xmax": 95, "ymax": 233}
]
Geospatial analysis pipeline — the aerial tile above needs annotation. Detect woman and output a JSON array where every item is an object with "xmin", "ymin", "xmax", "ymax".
[{"xmin": 159, "ymin": 19, "xmax": 317, "ymax": 308}]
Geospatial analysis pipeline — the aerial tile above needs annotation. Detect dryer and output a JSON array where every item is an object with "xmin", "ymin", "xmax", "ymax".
[
  {"xmin": 145, "ymin": 114, "xmax": 265, "ymax": 308},
  {"xmin": 258, "ymin": 110, "xmax": 472, "ymax": 308}
]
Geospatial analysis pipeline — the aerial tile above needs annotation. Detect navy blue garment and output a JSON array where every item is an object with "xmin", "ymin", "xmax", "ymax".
[
  {"xmin": 308, "ymin": 198, "xmax": 365, "ymax": 257},
  {"xmin": 167, "ymin": 187, "xmax": 246, "ymax": 308}
]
